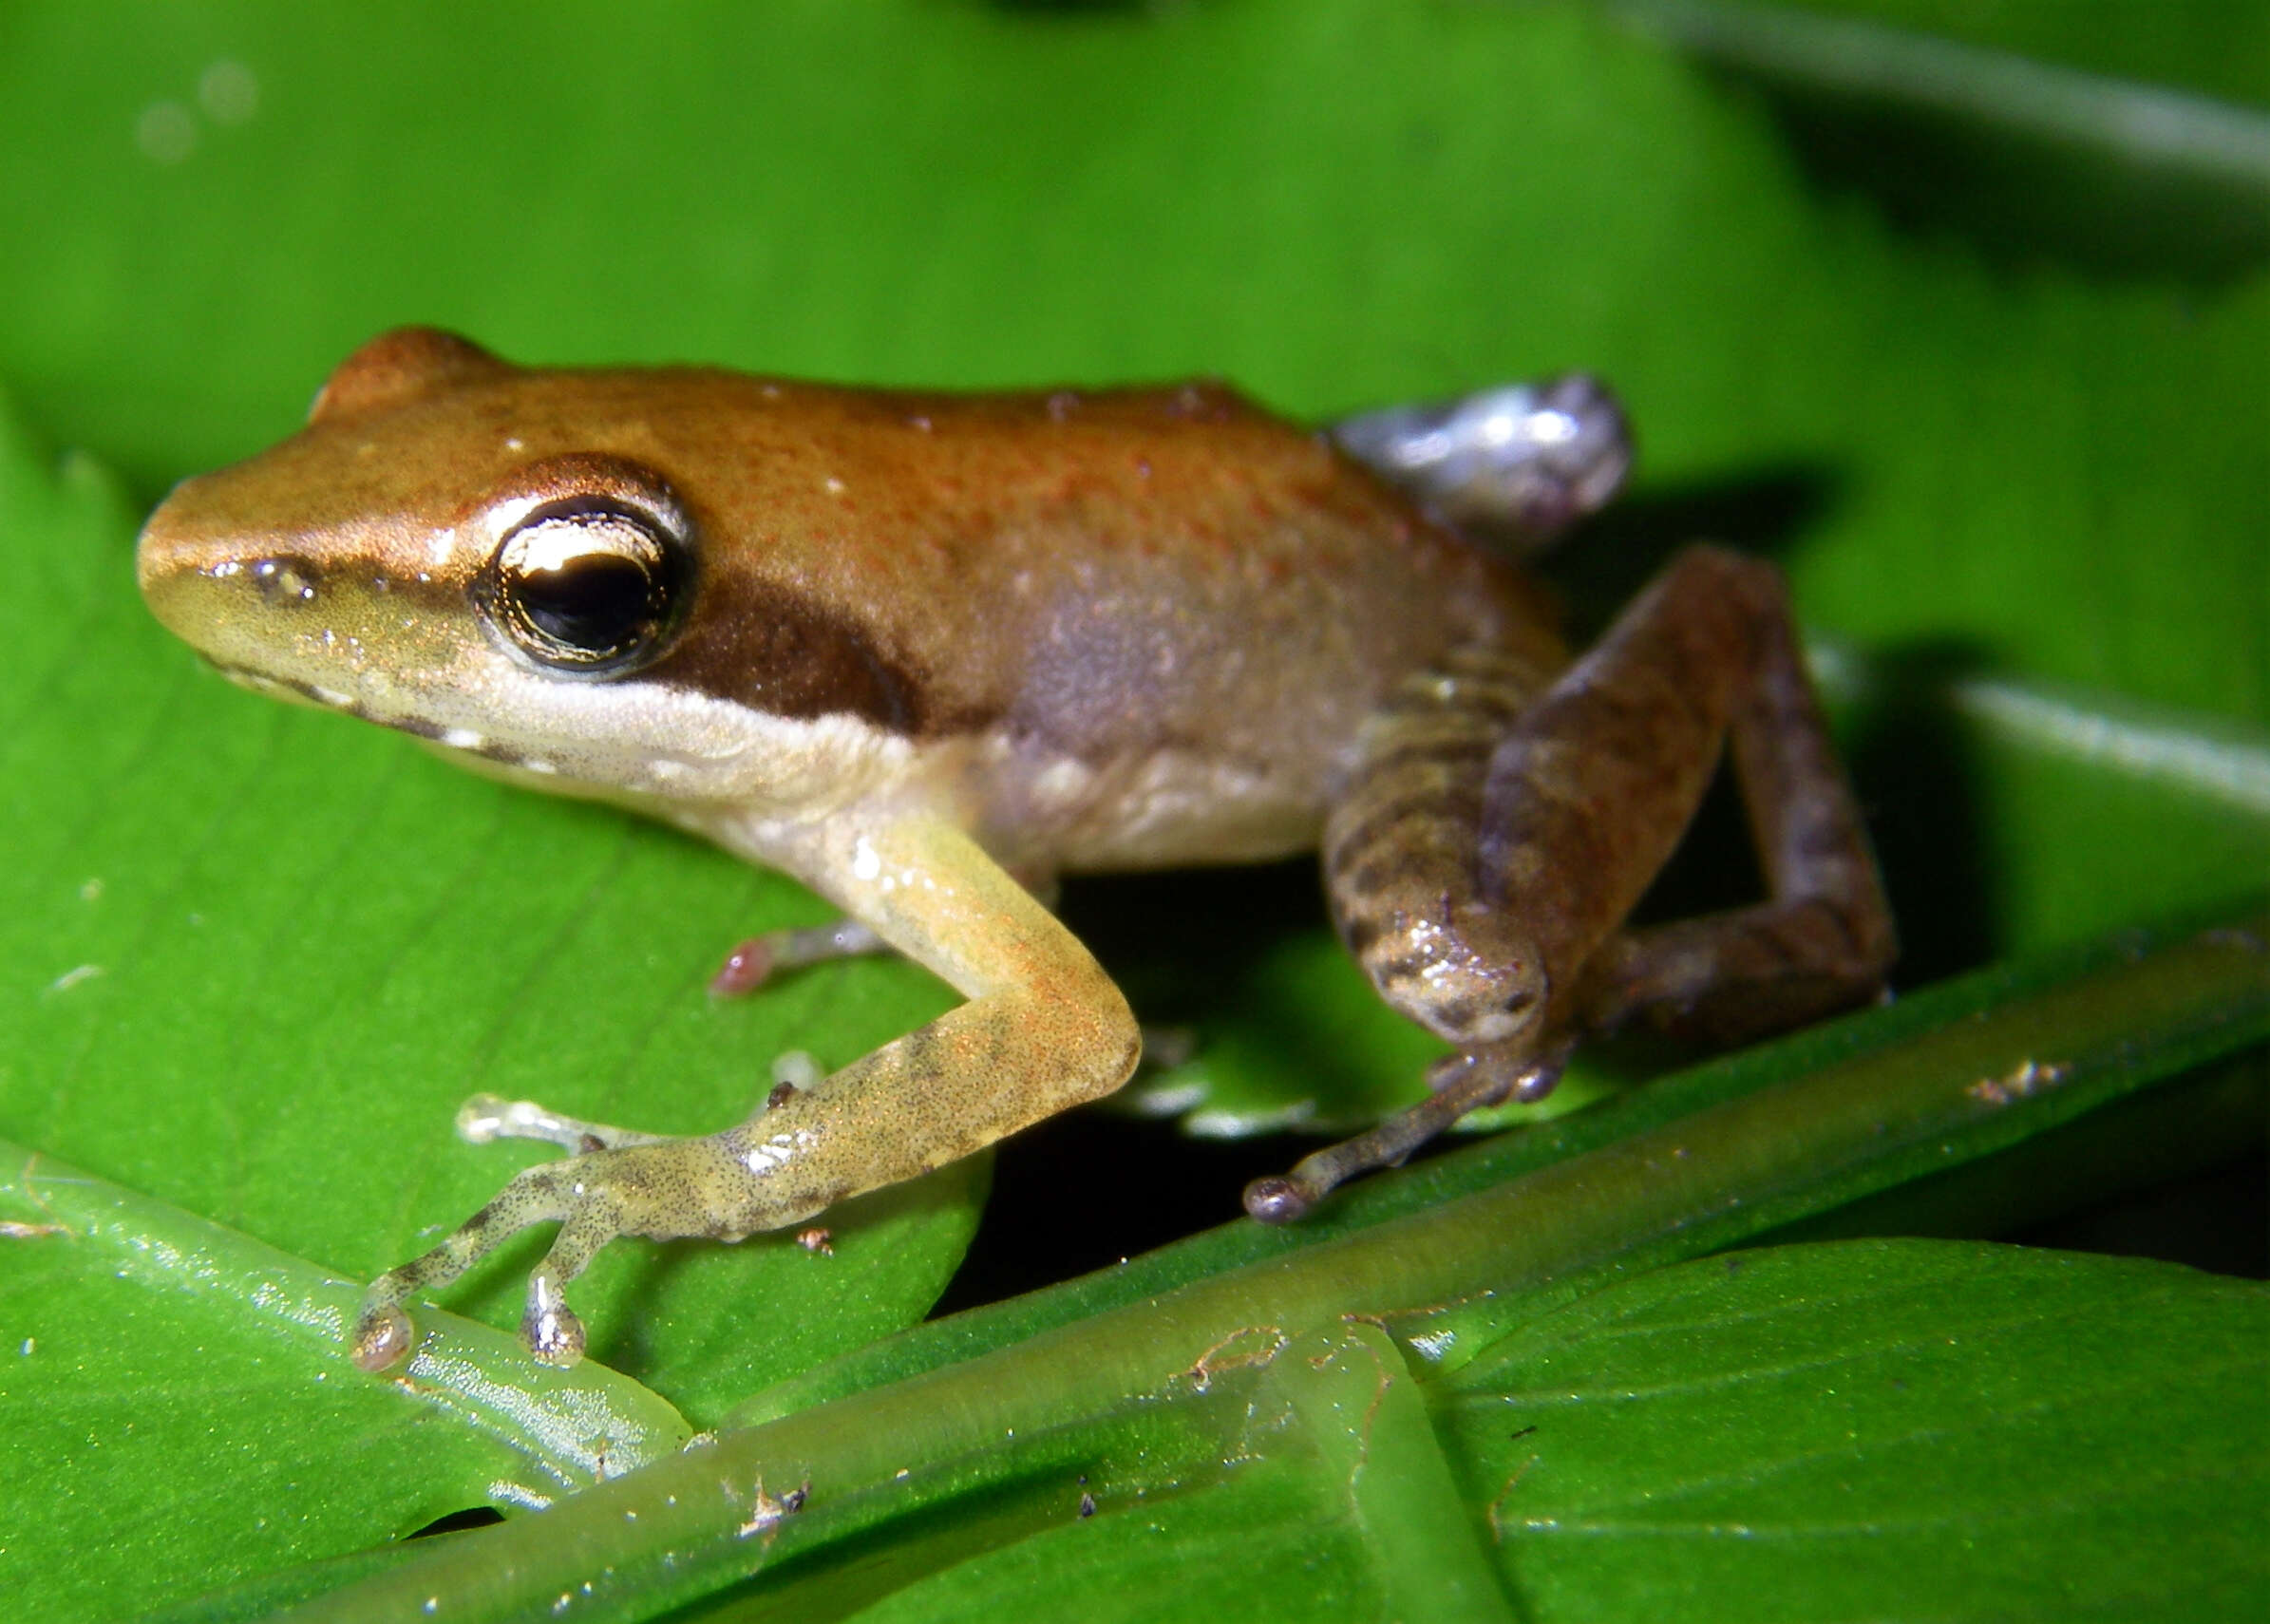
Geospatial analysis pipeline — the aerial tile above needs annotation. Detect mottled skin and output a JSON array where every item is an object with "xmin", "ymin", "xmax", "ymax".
[{"xmin": 135, "ymin": 329, "xmax": 1893, "ymax": 1369}]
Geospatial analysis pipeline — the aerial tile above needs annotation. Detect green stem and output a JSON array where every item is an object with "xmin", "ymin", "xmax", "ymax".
[
  {"xmin": 1608, "ymin": 0, "xmax": 2270, "ymax": 187},
  {"xmin": 0, "ymin": 1143, "xmax": 690, "ymax": 1490},
  {"xmin": 1276, "ymin": 1321, "xmax": 1515, "ymax": 1622}
]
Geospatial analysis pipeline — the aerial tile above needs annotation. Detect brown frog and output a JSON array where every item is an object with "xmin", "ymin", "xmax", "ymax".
[{"xmin": 134, "ymin": 329, "xmax": 1894, "ymax": 1369}]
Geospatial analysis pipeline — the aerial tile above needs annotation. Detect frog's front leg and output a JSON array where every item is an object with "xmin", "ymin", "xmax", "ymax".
[
  {"xmin": 1252, "ymin": 544, "xmax": 1895, "ymax": 1220},
  {"xmin": 709, "ymin": 916, "xmax": 888, "ymax": 997},
  {"xmin": 350, "ymin": 816, "xmax": 1139, "ymax": 1370},
  {"xmin": 708, "ymin": 869, "xmax": 1058, "ymax": 996}
]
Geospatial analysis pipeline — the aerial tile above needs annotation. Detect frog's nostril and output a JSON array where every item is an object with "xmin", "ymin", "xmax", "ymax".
[{"xmin": 248, "ymin": 556, "xmax": 321, "ymax": 605}]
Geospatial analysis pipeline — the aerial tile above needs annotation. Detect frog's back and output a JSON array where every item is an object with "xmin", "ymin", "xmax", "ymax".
[
  {"xmin": 576, "ymin": 369, "xmax": 1561, "ymax": 863},
  {"xmin": 142, "ymin": 330, "xmax": 1562, "ymax": 869}
]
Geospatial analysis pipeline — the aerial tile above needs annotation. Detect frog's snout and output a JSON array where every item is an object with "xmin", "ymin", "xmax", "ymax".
[{"xmin": 138, "ymin": 482, "xmax": 316, "ymax": 648}]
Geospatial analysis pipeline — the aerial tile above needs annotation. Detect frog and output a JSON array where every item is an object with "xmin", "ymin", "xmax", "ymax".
[{"xmin": 134, "ymin": 328, "xmax": 1895, "ymax": 1371}]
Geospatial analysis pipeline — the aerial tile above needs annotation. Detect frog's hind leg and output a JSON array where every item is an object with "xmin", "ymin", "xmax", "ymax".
[
  {"xmin": 1252, "ymin": 544, "xmax": 1894, "ymax": 1221},
  {"xmin": 1566, "ymin": 562, "xmax": 1899, "ymax": 1047}
]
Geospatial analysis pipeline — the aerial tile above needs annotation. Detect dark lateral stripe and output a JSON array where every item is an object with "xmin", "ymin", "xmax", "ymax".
[{"xmin": 645, "ymin": 563, "xmax": 966, "ymax": 736}]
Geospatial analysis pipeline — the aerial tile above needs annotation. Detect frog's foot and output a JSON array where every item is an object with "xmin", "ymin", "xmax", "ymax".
[
  {"xmin": 709, "ymin": 918, "xmax": 887, "ymax": 997},
  {"xmin": 1243, "ymin": 1045, "xmax": 1565, "ymax": 1223},
  {"xmin": 350, "ymin": 1129, "xmax": 766, "ymax": 1371},
  {"xmin": 351, "ymin": 1095, "xmax": 679, "ymax": 1366},
  {"xmin": 453, "ymin": 1092, "xmax": 676, "ymax": 1153}
]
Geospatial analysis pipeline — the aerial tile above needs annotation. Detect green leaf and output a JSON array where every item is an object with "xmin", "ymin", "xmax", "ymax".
[
  {"xmin": 1445, "ymin": 1240, "xmax": 2270, "ymax": 1622},
  {"xmin": 1719, "ymin": 0, "xmax": 2270, "ymax": 110},
  {"xmin": 1603, "ymin": 0, "xmax": 2270, "ymax": 281}
]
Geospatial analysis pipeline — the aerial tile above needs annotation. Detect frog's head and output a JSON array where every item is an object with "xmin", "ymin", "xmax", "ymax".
[{"xmin": 137, "ymin": 329, "xmax": 917, "ymax": 817}]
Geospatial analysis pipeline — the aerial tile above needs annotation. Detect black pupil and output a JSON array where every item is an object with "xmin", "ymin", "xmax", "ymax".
[{"xmin": 520, "ymin": 549, "xmax": 654, "ymax": 652}]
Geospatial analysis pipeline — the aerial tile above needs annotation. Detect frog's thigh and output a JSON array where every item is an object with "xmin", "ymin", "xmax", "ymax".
[{"xmin": 1324, "ymin": 641, "xmax": 1564, "ymax": 1048}]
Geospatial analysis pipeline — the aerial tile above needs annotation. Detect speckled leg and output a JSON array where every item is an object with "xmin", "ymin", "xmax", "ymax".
[
  {"xmin": 351, "ymin": 817, "xmax": 1138, "ymax": 1370},
  {"xmin": 1569, "ymin": 569, "xmax": 1896, "ymax": 1045},
  {"xmin": 1249, "ymin": 545, "xmax": 1894, "ymax": 1221}
]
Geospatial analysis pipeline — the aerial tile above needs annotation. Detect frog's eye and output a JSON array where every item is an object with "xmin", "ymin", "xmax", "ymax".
[{"xmin": 479, "ymin": 498, "xmax": 687, "ymax": 674}]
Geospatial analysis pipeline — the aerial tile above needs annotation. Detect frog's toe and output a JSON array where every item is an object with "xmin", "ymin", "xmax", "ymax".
[
  {"xmin": 350, "ymin": 1297, "xmax": 416, "ymax": 1372},
  {"xmin": 1423, "ymin": 1045, "xmax": 1564, "ymax": 1105},
  {"xmin": 1245, "ymin": 1045, "xmax": 1573, "ymax": 1222},
  {"xmin": 515, "ymin": 1193, "xmax": 628, "ymax": 1366},
  {"xmin": 709, "ymin": 917, "xmax": 889, "ymax": 998},
  {"xmin": 456, "ymin": 1093, "xmax": 672, "ymax": 1153},
  {"xmin": 522, "ymin": 1270, "xmax": 588, "ymax": 1366},
  {"xmin": 1243, "ymin": 1173, "xmax": 1320, "ymax": 1224},
  {"xmin": 343, "ymin": 1156, "xmax": 587, "ymax": 1368}
]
